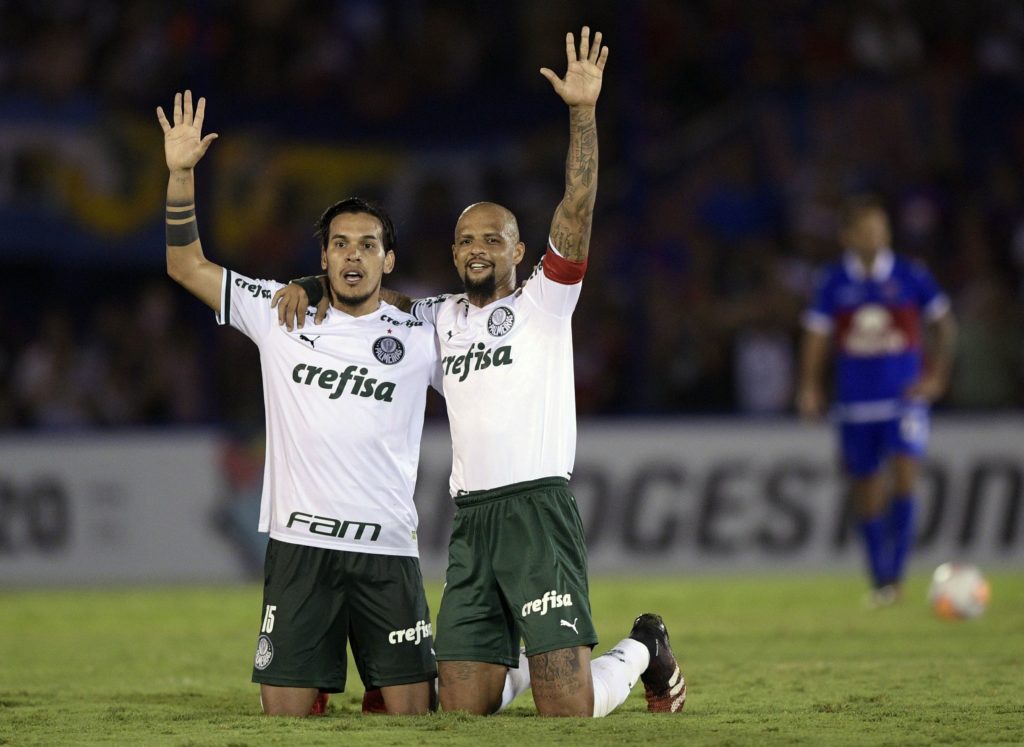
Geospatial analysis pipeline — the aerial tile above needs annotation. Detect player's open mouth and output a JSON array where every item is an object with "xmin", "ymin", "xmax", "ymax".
[
  {"xmin": 342, "ymin": 271, "xmax": 364, "ymax": 285},
  {"xmin": 466, "ymin": 261, "xmax": 492, "ymax": 273}
]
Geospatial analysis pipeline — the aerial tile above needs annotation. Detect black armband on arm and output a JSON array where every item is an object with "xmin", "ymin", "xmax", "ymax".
[
  {"xmin": 166, "ymin": 203, "xmax": 199, "ymax": 246},
  {"xmin": 166, "ymin": 220, "xmax": 199, "ymax": 246},
  {"xmin": 292, "ymin": 276, "xmax": 324, "ymax": 305}
]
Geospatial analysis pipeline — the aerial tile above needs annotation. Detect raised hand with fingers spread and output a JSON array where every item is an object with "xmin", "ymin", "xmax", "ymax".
[
  {"xmin": 539, "ymin": 26, "xmax": 609, "ymax": 108},
  {"xmin": 158, "ymin": 91, "xmax": 223, "ymax": 312},
  {"xmin": 156, "ymin": 90, "xmax": 218, "ymax": 172},
  {"xmin": 540, "ymin": 26, "xmax": 609, "ymax": 265}
]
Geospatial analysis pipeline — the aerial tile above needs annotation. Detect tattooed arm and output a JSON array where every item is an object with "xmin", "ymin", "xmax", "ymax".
[
  {"xmin": 156, "ymin": 90, "xmax": 222, "ymax": 311},
  {"xmin": 540, "ymin": 26, "xmax": 609, "ymax": 262}
]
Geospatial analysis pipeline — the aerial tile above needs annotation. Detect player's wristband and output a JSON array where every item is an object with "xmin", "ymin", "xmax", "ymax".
[{"xmin": 291, "ymin": 276, "xmax": 324, "ymax": 305}]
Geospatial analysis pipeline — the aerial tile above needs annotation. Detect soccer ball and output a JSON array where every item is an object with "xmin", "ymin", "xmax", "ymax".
[{"xmin": 927, "ymin": 562, "xmax": 990, "ymax": 620}]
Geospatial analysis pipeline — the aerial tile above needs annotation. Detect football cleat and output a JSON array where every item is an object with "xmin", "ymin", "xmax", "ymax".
[
  {"xmin": 630, "ymin": 613, "xmax": 686, "ymax": 714},
  {"xmin": 309, "ymin": 690, "xmax": 330, "ymax": 716},
  {"xmin": 865, "ymin": 584, "xmax": 901, "ymax": 610},
  {"xmin": 361, "ymin": 687, "xmax": 387, "ymax": 714}
]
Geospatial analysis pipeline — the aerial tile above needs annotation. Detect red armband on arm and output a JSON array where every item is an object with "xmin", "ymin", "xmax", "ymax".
[{"xmin": 542, "ymin": 240, "xmax": 587, "ymax": 284}]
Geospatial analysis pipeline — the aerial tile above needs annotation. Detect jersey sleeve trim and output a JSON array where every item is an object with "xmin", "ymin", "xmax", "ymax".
[
  {"xmin": 924, "ymin": 294, "xmax": 951, "ymax": 322},
  {"xmin": 801, "ymin": 309, "xmax": 833, "ymax": 334},
  {"xmin": 542, "ymin": 239, "xmax": 587, "ymax": 285},
  {"xmin": 217, "ymin": 269, "xmax": 232, "ymax": 326}
]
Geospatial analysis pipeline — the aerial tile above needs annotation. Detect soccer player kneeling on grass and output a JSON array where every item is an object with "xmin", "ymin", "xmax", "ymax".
[
  {"xmin": 276, "ymin": 27, "xmax": 687, "ymax": 717},
  {"xmin": 157, "ymin": 91, "xmax": 446, "ymax": 716}
]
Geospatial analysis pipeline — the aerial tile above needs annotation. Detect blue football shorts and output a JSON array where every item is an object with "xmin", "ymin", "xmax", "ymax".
[{"xmin": 839, "ymin": 403, "xmax": 929, "ymax": 477}]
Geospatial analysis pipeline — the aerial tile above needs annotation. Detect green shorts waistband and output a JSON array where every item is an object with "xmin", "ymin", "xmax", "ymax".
[{"xmin": 453, "ymin": 476, "xmax": 570, "ymax": 509}]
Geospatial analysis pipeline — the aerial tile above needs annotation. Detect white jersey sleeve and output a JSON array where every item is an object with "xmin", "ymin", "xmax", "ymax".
[
  {"xmin": 409, "ymin": 294, "xmax": 450, "ymax": 327},
  {"xmin": 216, "ymin": 269, "xmax": 285, "ymax": 344},
  {"xmin": 521, "ymin": 257, "xmax": 583, "ymax": 318},
  {"xmin": 430, "ymin": 335, "xmax": 444, "ymax": 394}
]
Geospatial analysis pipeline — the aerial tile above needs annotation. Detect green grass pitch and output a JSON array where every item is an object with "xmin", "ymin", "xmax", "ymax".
[{"xmin": 2, "ymin": 573, "xmax": 1022, "ymax": 746}]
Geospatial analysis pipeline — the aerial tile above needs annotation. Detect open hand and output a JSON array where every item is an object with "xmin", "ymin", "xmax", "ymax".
[
  {"xmin": 156, "ymin": 90, "xmax": 218, "ymax": 172},
  {"xmin": 540, "ymin": 27, "xmax": 609, "ymax": 107}
]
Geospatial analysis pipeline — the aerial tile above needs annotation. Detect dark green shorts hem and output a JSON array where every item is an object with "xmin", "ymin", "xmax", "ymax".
[
  {"xmin": 434, "ymin": 651, "xmax": 519, "ymax": 668},
  {"xmin": 251, "ymin": 673, "xmax": 345, "ymax": 693},
  {"xmin": 371, "ymin": 669, "xmax": 438, "ymax": 688},
  {"xmin": 523, "ymin": 638, "xmax": 598, "ymax": 658}
]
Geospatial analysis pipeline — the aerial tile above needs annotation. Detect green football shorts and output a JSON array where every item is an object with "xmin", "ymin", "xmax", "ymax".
[
  {"xmin": 251, "ymin": 538, "xmax": 436, "ymax": 692},
  {"xmin": 433, "ymin": 476, "xmax": 598, "ymax": 667}
]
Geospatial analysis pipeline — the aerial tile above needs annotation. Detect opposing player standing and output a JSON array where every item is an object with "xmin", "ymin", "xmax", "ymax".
[
  {"xmin": 797, "ymin": 195, "xmax": 956, "ymax": 606},
  {"xmin": 157, "ymin": 91, "xmax": 440, "ymax": 716}
]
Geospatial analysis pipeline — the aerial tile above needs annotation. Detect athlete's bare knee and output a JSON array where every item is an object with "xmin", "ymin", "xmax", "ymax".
[
  {"xmin": 891, "ymin": 455, "xmax": 919, "ymax": 494},
  {"xmin": 529, "ymin": 647, "xmax": 593, "ymax": 718},
  {"xmin": 260, "ymin": 685, "xmax": 318, "ymax": 717},
  {"xmin": 381, "ymin": 681, "xmax": 433, "ymax": 715},
  {"xmin": 852, "ymin": 473, "xmax": 887, "ymax": 518},
  {"xmin": 437, "ymin": 661, "xmax": 504, "ymax": 715}
]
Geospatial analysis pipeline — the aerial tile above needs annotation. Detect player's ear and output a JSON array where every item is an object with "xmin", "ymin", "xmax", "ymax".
[
  {"xmin": 321, "ymin": 247, "xmax": 328, "ymax": 271},
  {"xmin": 451, "ymin": 243, "xmax": 458, "ymax": 266},
  {"xmin": 383, "ymin": 249, "xmax": 395, "ymax": 275},
  {"xmin": 513, "ymin": 241, "xmax": 526, "ymax": 265}
]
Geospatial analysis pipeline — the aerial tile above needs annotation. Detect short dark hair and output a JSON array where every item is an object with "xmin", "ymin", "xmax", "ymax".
[
  {"xmin": 839, "ymin": 194, "xmax": 888, "ymax": 229},
  {"xmin": 315, "ymin": 197, "xmax": 397, "ymax": 252}
]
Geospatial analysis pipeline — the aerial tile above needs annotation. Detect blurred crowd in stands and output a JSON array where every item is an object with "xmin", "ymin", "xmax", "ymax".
[{"xmin": 1, "ymin": 0, "xmax": 1022, "ymax": 430}]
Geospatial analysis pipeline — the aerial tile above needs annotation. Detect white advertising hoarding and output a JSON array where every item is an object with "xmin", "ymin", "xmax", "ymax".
[
  {"xmin": 1, "ymin": 418, "xmax": 1021, "ymax": 585},
  {"xmin": 411, "ymin": 417, "xmax": 1024, "ymax": 573},
  {"xmin": 0, "ymin": 432, "xmax": 244, "ymax": 585}
]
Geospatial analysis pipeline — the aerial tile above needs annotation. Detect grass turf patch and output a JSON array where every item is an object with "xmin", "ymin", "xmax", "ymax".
[{"xmin": 1, "ymin": 573, "xmax": 1022, "ymax": 746}]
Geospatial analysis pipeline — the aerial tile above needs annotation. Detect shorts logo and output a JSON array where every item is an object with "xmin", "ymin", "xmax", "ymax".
[
  {"xmin": 487, "ymin": 307, "xmax": 515, "ymax": 337},
  {"xmin": 388, "ymin": 619, "xmax": 433, "ymax": 645},
  {"xmin": 521, "ymin": 589, "xmax": 573, "ymax": 618},
  {"xmin": 254, "ymin": 634, "xmax": 274, "ymax": 670},
  {"xmin": 373, "ymin": 336, "xmax": 405, "ymax": 365}
]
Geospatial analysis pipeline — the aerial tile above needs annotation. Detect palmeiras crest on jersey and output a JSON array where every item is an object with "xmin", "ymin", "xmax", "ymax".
[
  {"xmin": 487, "ymin": 307, "xmax": 515, "ymax": 337},
  {"xmin": 254, "ymin": 634, "xmax": 274, "ymax": 670},
  {"xmin": 372, "ymin": 335, "xmax": 405, "ymax": 365}
]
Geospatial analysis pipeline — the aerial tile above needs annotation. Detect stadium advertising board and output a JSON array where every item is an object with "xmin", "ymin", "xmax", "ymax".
[
  {"xmin": 411, "ymin": 418, "xmax": 1024, "ymax": 574},
  {"xmin": 0, "ymin": 432, "xmax": 242, "ymax": 585},
  {"xmin": 1, "ymin": 419, "xmax": 1020, "ymax": 585}
]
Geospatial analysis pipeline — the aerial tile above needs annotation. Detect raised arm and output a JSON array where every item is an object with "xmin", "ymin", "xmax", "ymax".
[
  {"xmin": 540, "ymin": 27, "xmax": 608, "ymax": 262},
  {"xmin": 157, "ymin": 90, "xmax": 221, "ymax": 311}
]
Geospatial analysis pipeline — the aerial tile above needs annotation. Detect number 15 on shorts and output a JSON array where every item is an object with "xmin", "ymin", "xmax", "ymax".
[{"xmin": 261, "ymin": 604, "xmax": 277, "ymax": 634}]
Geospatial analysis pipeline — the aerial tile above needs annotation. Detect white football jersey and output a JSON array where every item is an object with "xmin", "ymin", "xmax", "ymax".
[
  {"xmin": 411, "ymin": 259, "xmax": 581, "ymax": 495},
  {"xmin": 218, "ymin": 270, "xmax": 441, "ymax": 557}
]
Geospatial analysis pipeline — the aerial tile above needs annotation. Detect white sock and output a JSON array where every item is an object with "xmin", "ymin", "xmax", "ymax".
[
  {"xmin": 591, "ymin": 638, "xmax": 650, "ymax": 718},
  {"xmin": 497, "ymin": 650, "xmax": 532, "ymax": 712}
]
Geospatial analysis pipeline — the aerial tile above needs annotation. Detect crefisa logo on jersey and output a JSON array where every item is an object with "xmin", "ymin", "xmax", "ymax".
[
  {"xmin": 254, "ymin": 634, "xmax": 274, "ymax": 670},
  {"xmin": 372, "ymin": 335, "xmax": 405, "ymax": 365},
  {"xmin": 487, "ymin": 306, "xmax": 515, "ymax": 336}
]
